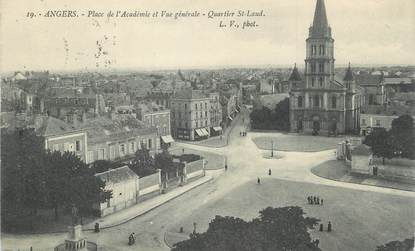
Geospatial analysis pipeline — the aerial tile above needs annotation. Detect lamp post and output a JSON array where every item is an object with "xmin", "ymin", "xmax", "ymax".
[{"xmin": 271, "ymin": 140, "xmax": 274, "ymax": 157}]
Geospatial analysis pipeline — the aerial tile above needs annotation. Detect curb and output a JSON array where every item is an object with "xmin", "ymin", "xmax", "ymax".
[{"xmin": 310, "ymin": 165, "xmax": 415, "ymax": 193}]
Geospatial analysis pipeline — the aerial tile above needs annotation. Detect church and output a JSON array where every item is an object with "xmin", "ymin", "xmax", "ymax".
[{"xmin": 289, "ymin": 0, "xmax": 361, "ymax": 135}]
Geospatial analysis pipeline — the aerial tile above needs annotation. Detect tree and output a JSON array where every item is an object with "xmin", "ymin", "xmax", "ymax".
[
  {"xmin": 1, "ymin": 129, "xmax": 47, "ymax": 222},
  {"xmin": 128, "ymin": 145, "xmax": 156, "ymax": 177},
  {"xmin": 272, "ymin": 98, "xmax": 290, "ymax": 131},
  {"xmin": 363, "ymin": 128, "xmax": 394, "ymax": 164},
  {"xmin": 389, "ymin": 115, "xmax": 415, "ymax": 159},
  {"xmin": 91, "ymin": 160, "xmax": 115, "ymax": 173},
  {"xmin": 155, "ymin": 149, "xmax": 176, "ymax": 181},
  {"xmin": 376, "ymin": 237, "xmax": 414, "ymax": 251},
  {"xmin": 250, "ymin": 106, "xmax": 272, "ymax": 129},
  {"xmin": 172, "ymin": 206, "xmax": 320, "ymax": 251}
]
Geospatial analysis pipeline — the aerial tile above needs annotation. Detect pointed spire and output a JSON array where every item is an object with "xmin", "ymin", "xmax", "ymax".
[
  {"xmin": 343, "ymin": 62, "xmax": 354, "ymax": 81},
  {"xmin": 310, "ymin": 0, "xmax": 331, "ymax": 38},
  {"xmin": 289, "ymin": 64, "xmax": 302, "ymax": 81}
]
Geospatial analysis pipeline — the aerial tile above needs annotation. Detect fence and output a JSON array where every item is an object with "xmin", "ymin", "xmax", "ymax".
[{"xmin": 139, "ymin": 170, "xmax": 161, "ymax": 196}]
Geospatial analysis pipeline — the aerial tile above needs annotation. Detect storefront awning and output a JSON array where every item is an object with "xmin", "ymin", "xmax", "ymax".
[
  {"xmin": 161, "ymin": 135, "xmax": 175, "ymax": 144},
  {"xmin": 201, "ymin": 128, "xmax": 209, "ymax": 136},
  {"xmin": 195, "ymin": 129, "xmax": 204, "ymax": 137},
  {"xmin": 212, "ymin": 126, "xmax": 222, "ymax": 131}
]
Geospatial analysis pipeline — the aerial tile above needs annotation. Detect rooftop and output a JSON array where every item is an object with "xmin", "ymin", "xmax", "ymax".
[{"xmin": 95, "ymin": 166, "xmax": 138, "ymax": 183}]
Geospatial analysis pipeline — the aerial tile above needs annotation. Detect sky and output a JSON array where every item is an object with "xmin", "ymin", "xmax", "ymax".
[{"xmin": 1, "ymin": 0, "xmax": 414, "ymax": 73}]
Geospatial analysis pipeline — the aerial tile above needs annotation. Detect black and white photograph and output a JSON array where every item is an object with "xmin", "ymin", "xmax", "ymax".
[{"xmin": 1, "ymin": 0, "xmax": 414, "ymax": 250}]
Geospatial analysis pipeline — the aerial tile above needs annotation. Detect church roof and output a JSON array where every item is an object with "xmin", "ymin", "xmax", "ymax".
[
  {"xmin": 288, "ymin": 65, "xmax": 302, "ymax": 81},
  {"xmin": 310, "ymin": 0, "xmax": 331, "ymax": 38},
  {"xmin": 343, "ymin": 64, "xmax": 355, "ymax": 81}
]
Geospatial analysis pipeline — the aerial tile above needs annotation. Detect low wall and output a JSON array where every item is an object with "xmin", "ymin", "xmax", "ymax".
[
  {"xmin": 139, "ymin": 172, "xmax": 161, "ymax": 196},
  {"xmin": 186, "ymin": 159, "xmax": 205, "ymax": 179}
]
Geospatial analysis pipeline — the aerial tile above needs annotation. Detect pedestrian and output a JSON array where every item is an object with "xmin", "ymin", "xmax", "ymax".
[
  {"xmin": 314, "ymin": 196, "xmax": 317, "ymax": 204},
  {"xmin": 94, "ymin": 222, "xmax": 100, "ymax": 233},
  {"xmin": 257, "ymin": 177, "xmax": 261, "ymax": 184},
  {"xmin": 317, "ymin": 196, "xmax": 320, "ymax": 205},
  {"xmin": 310, "ymin": 197, "xmax": 314, "ymax": 205},
  {"xmin": 315, "ymin": 239, "xmax": 320, "ymax": 247},
  {"xmin": 268, "ymin": 168, "xmax": 271, "ymax": 176},
  {"xmin": 225, "ymin": 164, "xmax": 228, "ymax": 171},
  {"xmin": 327, "ymin": 221, "xmax": 332, "ymax": 232},
  {"xmin": 321, "ymin": 198, "xmax": 323, "ymax": 205},
  {"xmin": 319, "ymin": 223, "xmax": 323, "ymax": 232},
  {"xmin": 182, "ymin": 148, "xmax": 184, "ymax": 154}
]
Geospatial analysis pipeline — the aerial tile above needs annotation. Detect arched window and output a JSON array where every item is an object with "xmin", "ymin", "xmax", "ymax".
[
  {"xmin": 319, "ymin": 77, "xmax": 323, "ymax": 86},
  {"xmin": 332, "ymin": 96, "xmax": 337, "ymax": 108},
  {"xmin": 298, "ymin": 96, "xmax": 303, "ymax": 107}
]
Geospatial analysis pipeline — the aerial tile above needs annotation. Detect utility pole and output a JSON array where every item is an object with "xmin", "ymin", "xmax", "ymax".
[{"xmin": 271, "ymin": 140, "xmax": 274, "ymax": 157}]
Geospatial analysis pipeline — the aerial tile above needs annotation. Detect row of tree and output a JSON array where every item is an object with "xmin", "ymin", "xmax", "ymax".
[
  {"xmin": 1, "ymin": 129, "xmax": 112, "ymax": 229},
  {"xmin": 250, "ymin": 98, "xmax": 290, "ymax": 131},
  {"xmin": 364, "ymin": 115, "xmax": 415, "ymax": 163}
]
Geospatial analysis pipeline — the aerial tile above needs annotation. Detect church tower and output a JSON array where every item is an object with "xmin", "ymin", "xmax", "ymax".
[
  {"xmin": 305, "ymin": 0, "xmax": 335, "ymax": 89},
  {"xmin": 289, "ymin": 0, "xmax": 360, "ymax": 135}
]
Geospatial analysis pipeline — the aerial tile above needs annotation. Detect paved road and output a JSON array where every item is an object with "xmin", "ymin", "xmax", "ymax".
[{"xmin": 3, "ymin": 109, "xmax": 414, "ymax": 251}]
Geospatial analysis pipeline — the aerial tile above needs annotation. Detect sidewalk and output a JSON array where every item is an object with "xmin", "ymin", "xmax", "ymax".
[{"xmin": 83, "ymin": 175, "xmax": 213, "ymax": 231}]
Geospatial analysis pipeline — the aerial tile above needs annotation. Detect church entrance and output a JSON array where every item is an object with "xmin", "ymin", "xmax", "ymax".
[
  {"xmin": 297, "ymin": 120, "xmax": 303, "ymax": 132},
  {"xmin": 312, "ymin": 116, "xmax": 320, "ymax": 135},
  {"xmin": 329, "ymin": 119, "xmax": 337, "ymax": 136}
]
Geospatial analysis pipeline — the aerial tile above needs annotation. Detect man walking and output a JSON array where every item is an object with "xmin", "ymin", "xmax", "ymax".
[
  {"xmin": 327, "ymin": 221, "xmax": 332, "ymax": 232},
  {"xmin": 257, "ymin": 177, "xmax": 261, "ymax": 184},
  {"xmin": 268, "ymin": 168, "xmax": 271, "ymax": 176}
]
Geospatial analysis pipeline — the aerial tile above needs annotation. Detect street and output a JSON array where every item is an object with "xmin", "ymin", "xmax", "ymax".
[{"xmin": 3, "ymin": 109, "xmax": 414, "ymax": 251}]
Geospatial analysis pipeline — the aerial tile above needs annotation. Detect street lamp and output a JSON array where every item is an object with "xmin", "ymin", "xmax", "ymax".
[{"xmin": 271, "ymin": 140, "xmax": 274, "ymax": 157}]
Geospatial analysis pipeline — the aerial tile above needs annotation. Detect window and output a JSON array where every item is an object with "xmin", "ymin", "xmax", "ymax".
[
  {"xmin": 311, "ymin": 78, "xmax": 315, "ymax": 87},
  {"xmin": 98, "ymin": 149, "xmax": 105, "ymax": 160},
  {"xmin": 314, "ymin": 96, "xmax": 320, "ymax": 107},
  {"xmin": 76, "ymin": 140, "xmax": 81, "ymax": 151},
  {"xmin": 319, "ymin": 77, "xmax": 323, "ymax": 86},
  {"xmin": 205, "ymin": 103, "xmax": 207, "ymax": 109},
  {"xmin": 205, "ymin": 111, "xmax": 208, "ymax": 117},
  {"xmin": 311, "ymin": 63, "xmax": 316, "ymax": 73},
  {"xmin": 184, "ymin": 103, "xmax": 187, "ymax": 109},
  {"xmin": 87, "ymin": 151, "xmax": 94, "ymax": 163},
  {"xmin": 196, "ymin": 121, "xmax": 198, "ymax": 128},
  {"xmin": 331, "ymin": 97, "xmax": 337, "ymax": 108},
  {"xmin": 362, "ymin": 119, "xmax": 366, "ymax": 125},
  {"xmin": 298, "ymin": 96, "xmax": 303, "ymax": 107},
  {"xmin": 376, "ymin": 120, "xmax": 381, "ymax": 126},
  {"xmin": 195, "ymin": 104, "xmax": 198, "ymax": 110},
  {"xmin": 109, "ymin": 145, "xmax": 116, "ymax": 160},
  {"xmin": 148, "ymin": 139, "xmax": 152, "ymax": 149},
  {"xmin": 319, "ymin": 63, "xmax": 324, "ymax": 73},
  {"xmin": 120, "ymin": 144, "xmax": 126, "ymax": 156},
  {"xmin": 130, "ymin": 142, "xmax": 135, "ymax": 153}
]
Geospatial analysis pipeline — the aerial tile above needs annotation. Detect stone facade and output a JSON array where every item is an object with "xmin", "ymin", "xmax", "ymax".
[{"xmin": 289, "ymin": 0, "xmax": 361, "ymax": 135}]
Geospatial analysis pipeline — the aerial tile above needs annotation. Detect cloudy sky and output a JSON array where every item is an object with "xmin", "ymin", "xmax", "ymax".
[{"xmin": 1, "ymin": 0, "xmax": 414, "ymax": 73}]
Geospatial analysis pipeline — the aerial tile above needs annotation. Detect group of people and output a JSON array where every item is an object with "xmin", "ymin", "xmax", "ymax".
[
  {"xmin": 128, "ymin": 232, "xmax": 136, "ymax": 245},
  {"xmin": 319, "ymin": 221, "xmax": 332, "ymax": 232},
  {"xmin": 240, "ymin": 131, "xmax": 247, "ymax": 136},
  {"xmin": 307, "ymin": 195, "xmax": 323, "ymax": 205}
]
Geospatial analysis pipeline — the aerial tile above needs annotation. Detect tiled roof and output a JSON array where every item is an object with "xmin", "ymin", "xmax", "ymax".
[
  {"xmin": 172, "ymin": 88, "xmax": 208, "ymax": 100},
  {"xmin": 95, "ymin": 166, "xmax": 138, "ymax": 183},
  {"xmin": 355, "ymin": 74, "xmax": 383, "ymax": 86},
  {"xmin": 78, "ymin": 115, "xmax": 155, "ymax": 144},
  {"xmin": 383, "ymin": 78, "xmax": 414, "ymax": 85},
  {"xmin": 35, "ymin": 116, "xmax": 79, "ymax": 137}
]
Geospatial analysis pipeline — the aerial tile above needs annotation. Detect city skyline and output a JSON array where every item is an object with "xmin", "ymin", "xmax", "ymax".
[{"xmin": 1, "ymin": 0, "xmax": 414, "ymax": 73}]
